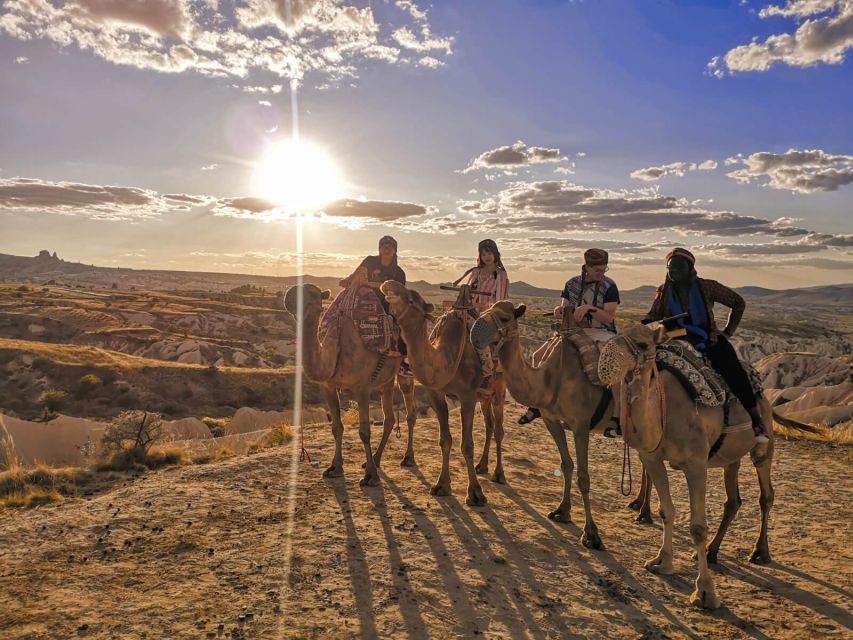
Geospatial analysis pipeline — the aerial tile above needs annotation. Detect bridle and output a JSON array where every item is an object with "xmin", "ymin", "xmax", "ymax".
[{"xmin": 619, "ymin": 334, "xmax": 666, "ymax": 451}]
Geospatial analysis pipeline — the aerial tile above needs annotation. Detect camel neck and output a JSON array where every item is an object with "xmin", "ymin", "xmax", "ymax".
[
  {"xmin": 496, "ymin": 327, "xmax": 559, "ymax": 408},
  {"xmin": 397, "ymin": 308, "xmax": 444, "ymax": 387},
  {"xmin": 299, "ymin": 307, "xmax": 331, "ymax": 381}
]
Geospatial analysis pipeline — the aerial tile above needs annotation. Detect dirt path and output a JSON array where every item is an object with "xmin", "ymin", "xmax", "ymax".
[{"xmin": 1, "ymin": 402, "xmax": 851, "ymax": 639}]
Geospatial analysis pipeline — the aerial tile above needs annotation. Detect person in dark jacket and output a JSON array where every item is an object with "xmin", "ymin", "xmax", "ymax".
[
  {"xmin": 645, "ymin": 247, "xmax": 769, "ymax": 443},
  {"xmin": 340, "ymin": 235, "xmax": 411, "ymax": 375}
]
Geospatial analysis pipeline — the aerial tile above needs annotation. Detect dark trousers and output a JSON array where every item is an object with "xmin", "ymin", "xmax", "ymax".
[{"xmin": 703, "ymin": 335, "xmax": 757, "ymax": 410}]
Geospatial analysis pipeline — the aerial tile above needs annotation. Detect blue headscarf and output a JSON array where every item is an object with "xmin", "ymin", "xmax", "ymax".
[{"xmin": 667, "ymin": 281, "xmax": 710, "ymax": 350}]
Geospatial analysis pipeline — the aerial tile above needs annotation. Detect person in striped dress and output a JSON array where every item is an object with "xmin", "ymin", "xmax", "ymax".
[{"xmin": 454, "ymin": 239, "xmax": 509, "ymax": 388}]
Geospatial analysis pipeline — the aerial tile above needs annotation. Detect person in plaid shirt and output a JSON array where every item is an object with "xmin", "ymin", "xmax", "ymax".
[{"xmin": 644, "ymin": 248, "xmax": 770, "ymax": 443}]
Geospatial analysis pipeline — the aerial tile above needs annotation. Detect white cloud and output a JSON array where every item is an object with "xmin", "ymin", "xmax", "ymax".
[
  {"xmin": 630, "ymin": 160, "xmax": 718, "ymax": 181},
  {"xmin": 462, "ymin": 141, "xmax": 568, "ymax": 173},
  {"xmin": 708, "ymin": 0, "xmax": 853, "ymax": 76},
  {"xmin": 0, "ymin": 0, "xmax": 452, "ymax": 85},
  {"xmin": 725, "ymin": 148, "xmax": 853, "ymax": 193},
  {"xmin": 15, "ymin": 55, "xmax": 28, "ymax": 64}
]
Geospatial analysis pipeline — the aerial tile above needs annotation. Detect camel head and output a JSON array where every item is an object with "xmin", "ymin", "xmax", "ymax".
[
  {"xmin": 379, "ymin": 280, "xmax": 434, "ymax": 323},
  {"xmin": 470, "ymin": 301, "xmax": 526, "ymax": 350},
  {"xmin": 282, "ymin": 283, "xmax": 330, "ymax": 318},
  {"xmin": 598, "ymin": 324, "xmax": 662, "ymax": 388}
]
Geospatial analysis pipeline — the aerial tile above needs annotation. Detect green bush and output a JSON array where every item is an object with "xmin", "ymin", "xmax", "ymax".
[
  {"xmin": 41, "ymin": 389, "xmax": 67, "ymax": 413},
  {"xmin": 76, "ymin": 374, "xmax": 102, "ymax": 399}
]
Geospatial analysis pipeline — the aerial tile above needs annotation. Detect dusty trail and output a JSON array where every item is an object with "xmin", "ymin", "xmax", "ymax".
[{"xmin": 1, "ymin": 402, "xmax": 851, "ymax": 639}]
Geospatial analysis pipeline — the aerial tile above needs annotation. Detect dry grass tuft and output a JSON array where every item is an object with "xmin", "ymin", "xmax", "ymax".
[
  {"xmin": 97, "ymin": 443, "xmax": 189, "ymax": 472},
  {"xmin": 342, "ymin": 401, "xmax": 360, "ymax": 427},
  {"xmin": 192, "ymin": 446, "xmax": 237, "ymax": 465},
  {"xmin": 0, "ymin": 463, "xmax": 94, "ymax": 509},
  {"xmin": 264, "ymin": 421, "xmax": 293, "ymax": 447}
]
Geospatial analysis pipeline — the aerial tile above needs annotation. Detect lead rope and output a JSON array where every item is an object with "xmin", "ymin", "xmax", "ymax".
[
  {"xmin": 394, "ymin": 385, "xmax": 402, "ymax": 439},
  {"xmin": 299, "ymin": 420, "xmax": 312, "ymax": 464},
  {"xmin": 620, "ymin": 440, "xmax": 632, "ymax": 497}
]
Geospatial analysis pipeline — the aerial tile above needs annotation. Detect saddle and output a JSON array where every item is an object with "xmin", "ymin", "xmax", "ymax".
[
  {"xmin": 319, "ymin": 285, "xmax": 398, "ymax": 353},
  {"xmin": 540, "ymin": 310, "xmax": 606, "ymax": 386},
  {"xmin": 655, "ymin": 341, "xmax": 762, "ymax": 411}
]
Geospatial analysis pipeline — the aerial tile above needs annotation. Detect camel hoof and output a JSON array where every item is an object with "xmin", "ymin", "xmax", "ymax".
[
  {"xmin": 490, "ymin": 470, "xmax": 506, "ymax": 485},
  {"xmin": 359, "ymin": 473, "xmax": 380, "ymax": 488},
  {"xmin": 581, "ymin": 530, "xmax": 605, "ymax": 550},
  {"xmin": 400, "ymin": 454, "xmax": 416, "ymax": 468},
  {"xmin": 635, "ymin": 512, "xmax": 653, "ymax": 525},
  {"xmin": 749, "ymin": 548, "xmax": 772, "ymax": 565},
  {"xmin": 690, "ymin": 588, "xmax": 721, "ymax": 610},
  {"xmin": 474, "ymin": 462, "xmax": 489, "ymax": 476},
  {"xmin": 644, "ymin": 557, "xmax": 675, "ymax": 575},
  {"xmin": 430, "ymin": 483, "xmax": 452, "ymax": 497},
  {"xmin": 547, "ymin": 509, "xmax": 572, "ymax": 524},
  {"xmin": 466, "ymin": 487, "xmax": 487, "ymax": 507},
  {"xmin": 322, "ymin": 465, "xmax": 343, "ymax": 478},
  {"xmin": 627, "ymin": 498, "xmax": 642, "ymax": 512}
]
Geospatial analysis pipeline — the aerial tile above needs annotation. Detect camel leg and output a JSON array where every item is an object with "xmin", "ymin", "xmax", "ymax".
[
  {"xmin": 490, "ymin": 382, "xmax": 506, "ymax": 485},
  {"xmin": 684, "ymin": 462, "xmax": 720, "ymax": 610},
  {"xmin": 705, "ymin": 460, "xmax": 741, "ymax": 564},
  {"xmin": 475, "ymin": 397, "xmax": 493, "ymax": 476},
  {"xmin": 372, "ymin": 383, "xmax": 396, "ymax": 469},
  {"xmin": 630, "ymin": 467, "xmax": 654, "ymax": 524},
  {"xmin": 572, "ymin": 426, "xmax": 604, "ymax": 550},
  {"xmin": 357, "ymin": 390, "xmax": 380, "ymax": 487},
  {"xmin": 321, "ymin": 385, "xmax": 344, "ymax": 478},
  {"xmin": 398, "ymin": 376, "xmax": 417, "ymax": 467},
  {"xmin": 642, "ymin": 456, "xmax": 676, "ymax": 575},
  {"xmin": 749, "ymin": 442, "xmax": 774, "ymax": 564},
  {"xmin": 543, "ymin": 417, "xmax": 574, "ymax": 523},
  {"xmin": 428, "ymin": 389, "xmax": 453, "ymax": 496},
  {"xmin": 461, "ymin": 396, "xmax": 487, "ymax": 507}
]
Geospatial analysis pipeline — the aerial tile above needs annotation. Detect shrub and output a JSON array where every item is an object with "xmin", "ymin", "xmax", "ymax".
[
  {"xmin": 101, "ymin": 410, "xmax": 164, "ymax": 459},
  {"xmin": 264, "ymin": 421, "xmax": 293, "ymax": 447},
  {"xmin": 41, "ymin": 389, "xmax": 67, "ymax": 413},
  {"xmin": 76, "ymin": 374, "xmax": 102, "ymax": 399},
  {"xmin": 16, "ymin": 285, "xmax": 28, "ymax": 292}
]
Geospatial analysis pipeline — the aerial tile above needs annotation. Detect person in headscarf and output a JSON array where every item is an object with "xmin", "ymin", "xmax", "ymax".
[
  {"xmin": 644, "ymin": 247, "xmax": 769, "ymax": 443},
  {"xmin": 518, "ymin": 248, "xmax": 622, "ymax": 436},
  {"xmin": 453, "ymin": 239, "xmax": 510, "ymax": 388},
  {"xmin": 339, "ymin": 236, "xmax": 411, "ymax": 374}
]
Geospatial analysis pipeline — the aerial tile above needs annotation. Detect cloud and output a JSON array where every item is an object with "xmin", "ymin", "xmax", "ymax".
[
  {"xmin": 0, "ymin": 177, "xmax": 208, "ymax": 220},
  {"xmin": 15, "ymin": 55, "xmax": 28, "ymax": 64},
  {"xmin": 215, "ymin": 195, "xmax": 431, "ymax": 223},
  {"xmin": 416, "ymin": 179, "xmax": 831, "ymax": 240},
  {"xmin": 725, "ymin": 148, "xmax": 853, "ymax": 193},
  {"xmin": 630, "ymin": 160, "xmax": 718, "ymax": 181},
  {"xmin": 200, "ymin": 163, "xmax": 220, "ymax": 171},
  {"xmin": 462, "ymin": 141, "xmax": 567, "ymax": 173},
  {"xmin": 0, "ymin": 0, "xmax": 452, "ymax": 85},
  {"xmin": 708, "ymin": 0, "xmax": 853, "ymax": 76}
]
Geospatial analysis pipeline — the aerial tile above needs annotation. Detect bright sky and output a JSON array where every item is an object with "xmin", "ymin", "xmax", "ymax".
[{"xmin": 1, "ymin": 0, "xmax": 851, "ymax": 289}]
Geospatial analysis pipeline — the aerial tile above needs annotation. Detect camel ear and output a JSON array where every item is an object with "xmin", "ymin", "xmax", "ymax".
[
  {"xmin": 321, "ymin": 289, "xmax": 331, "ymax": 300},
  {"xmin": 652, "ymin": 325, "xmax": 668, "ymax": 344},
  {"xmin": 423, "ymin": 302, "xmax": 434, "ymax": 314},
  {"xmin": 513, "ymin": 304, "xmax": 527, "ymax": 318}
]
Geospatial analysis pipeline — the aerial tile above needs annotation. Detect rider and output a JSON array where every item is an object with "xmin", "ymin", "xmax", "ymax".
[
  {"xmin": 454, "ymin": 239, "xmax": 509, "ymax": 388},
  {"xmin": 339, "ymin": 235, "xmax": 412, "ymax": 375},
  {"xmin": 518, "ymin": 248, "xmax": 622, "ymax": 436},
  {"xmin": 644, "ymin": 247, "xmax": 769, "ymax": 443}
]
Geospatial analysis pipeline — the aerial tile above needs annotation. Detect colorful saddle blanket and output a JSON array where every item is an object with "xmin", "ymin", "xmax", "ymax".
[
  {"xmin": 319, "ymin": 285, "xmax": 397, "ymax": 353},
  {"xmin": 655, "ymin": 341, "xmax": 762, "ymax": 408}
]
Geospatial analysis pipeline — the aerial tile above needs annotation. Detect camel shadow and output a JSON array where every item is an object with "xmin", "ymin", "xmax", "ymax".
[
  {"xmin": 364, "ymin": 483, "xmax": 429, "ymax": 639},
  {"xmin": 491, "ymin": 482, "xmax": 705, "ymax": 640},
  {"xmin": 770, "ymin": 561, "xmax": 853, "ymax": 602},
  {"xmin": 407, "ymin": 466, "xmax": 550, "ymax": 639},
  {"xmin": 329, "ymin": 478, "xmax": 379, "ymax": 640},
  {"xmin": 725, "ymin": 561, "xmax": 853, "ymax": 631},
  {"xmin": 381, "ymin": 473, "xmax": 485, "ymax": 639}
]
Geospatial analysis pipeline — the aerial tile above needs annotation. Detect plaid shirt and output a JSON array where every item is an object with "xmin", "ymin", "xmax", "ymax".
[{"xmin": 644, "ymin": 278, "xmax": 745, "ymax": 340}]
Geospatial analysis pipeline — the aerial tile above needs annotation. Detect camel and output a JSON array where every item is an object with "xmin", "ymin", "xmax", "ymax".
[
  {"xmin": 283, "ymin": 284, "xmax": 417, "ymax": 486},
  {"xmin": 597, "ymin": 323, "xmax": 774, "ymax": 610},
  {"xmin": 379, "ymin": 281, "xmax": 508, "ymax": 506},
  {"xmin": 470, "ymin": 301, "xmax": 616, "ymax": 549}
]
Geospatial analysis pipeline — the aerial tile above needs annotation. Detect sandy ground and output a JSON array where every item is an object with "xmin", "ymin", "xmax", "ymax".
[{"xmin": 1, "ymin": 401, "xmax": 851, "ymax": 639}]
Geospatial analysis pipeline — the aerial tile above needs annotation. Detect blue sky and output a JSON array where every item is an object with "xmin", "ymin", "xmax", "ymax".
[{"xmin": 1, "ymin": 0, "xmax": 851, "ymax": 288}]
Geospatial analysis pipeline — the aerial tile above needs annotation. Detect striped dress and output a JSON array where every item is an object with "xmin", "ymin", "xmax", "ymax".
[{"xmin": 467, "ymin": 267, "xmax": 509, "ymax": 314}]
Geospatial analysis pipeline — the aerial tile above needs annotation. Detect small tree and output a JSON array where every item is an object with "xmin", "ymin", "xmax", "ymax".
[
  {"xmin": 41, "ymin": 389, "xmax": 67, "ymax": 414},
  {"xmin": 76, "ymin": 374, "xmax": 102, "ymax": 399},
  {"xmin": 101, "ymin": 411, "xmax": 164, "ymax": 459}
]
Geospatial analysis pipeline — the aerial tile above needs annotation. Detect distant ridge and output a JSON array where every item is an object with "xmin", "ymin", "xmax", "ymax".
[{"xmin": 0, "ymin": 251, "xmax": 850, "ymax": 305}]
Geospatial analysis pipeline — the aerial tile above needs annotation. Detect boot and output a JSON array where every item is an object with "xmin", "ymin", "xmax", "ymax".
[
  {"xmin": 603, "ymin": 417, "xmax": 622, "ymax": 438},
  {"xmin": 746, "ymin": 406, "xmax": 770, "ymax": 444}
]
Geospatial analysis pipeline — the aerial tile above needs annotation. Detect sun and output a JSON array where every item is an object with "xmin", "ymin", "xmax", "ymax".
[{"xmin": 252, "ymin": 139, "xmax": 345, "ymax": 213}]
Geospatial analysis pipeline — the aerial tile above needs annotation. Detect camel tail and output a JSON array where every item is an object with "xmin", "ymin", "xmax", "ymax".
[{"xmin": 771, "ymin": 409, "xmax": 824, "ymax": 435}]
